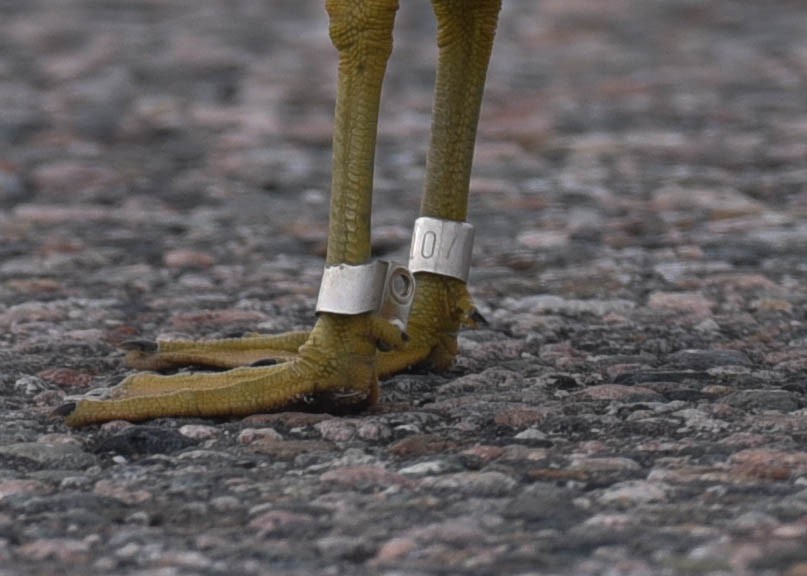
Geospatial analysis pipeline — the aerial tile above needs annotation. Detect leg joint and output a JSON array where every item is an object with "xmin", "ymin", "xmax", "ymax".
[{"xmin": 326, "ymin": 0, "xmax": 399, "ymax": 55}]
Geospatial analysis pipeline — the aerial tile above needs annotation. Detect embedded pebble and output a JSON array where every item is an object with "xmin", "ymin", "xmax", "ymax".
[
  {"xmin": 237, "ymin": 427, "xmax": 282, "ymax": 444},
  {"xmin": 179, "ymin": 424, "xmax": 222, "ymax": 440},
  {"xmin": 399, "ymin": 459, "xmax": 459, "ymax": 477},
  {"xmin": 315, "ymin": 419, "xmax": 358, "ymax": 443},
  {"xmin": 597, "ymin": 481, "xmax": 669, "ymax": 506},
  {"xmin": 0, "ymin": 443, "xmax": 97, "ymax": 470},
  {"xmin": 419, "ymin": 471, "xmax": 517, "ymax": 497}
]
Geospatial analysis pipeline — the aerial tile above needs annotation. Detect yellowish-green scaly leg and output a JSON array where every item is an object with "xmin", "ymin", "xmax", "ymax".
[
  {"xmin": 380, "ymin": 0, "xmax": 501, "ymax": 375},
  {"xmin": 60, "ymin": 0, "xmax": 402, "ymax": 426}
]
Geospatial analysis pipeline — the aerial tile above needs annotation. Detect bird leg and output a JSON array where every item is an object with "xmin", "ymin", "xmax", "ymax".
[
  {"xmin": 61, "ymin": 0, "xmax": 403, "ymax": 426},
  {"xmin": 383, "ymin": 0, "xmax": 502, "ymax": 373},
  {"xmin": 116, "ymin": 0, "xmax": 503, "ymax": 378},
  {"xmin": 58, "ymin": 0, "xmax": 502, "ymax": 426}
]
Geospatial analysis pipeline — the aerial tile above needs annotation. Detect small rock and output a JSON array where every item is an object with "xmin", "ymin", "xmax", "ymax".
[
  {"xmin": 13, "ymin": 376, "xmax": 49, "ymax": 396},
  {"xmin": 209, "ymin": 496, "xmax": 241, "ymax": 512},
  {"xmin": 647, "ymin": 291, "xmax": 715, "ymax": 316},
  {"xmin": 99, "ymin": 420, "xmax": 135, "ymax": 434},
  {"xmin": 459, "ymin": 445, "xmax": 506, "ymax": 466},
  {"xmin": 177, "ymin": 449, "xmax": 235, "ymax": 461},
  {"xmin": 674, "ymin": 408, "xmax": 730, "ymax": 432},
  {"xmin": 245, "ymin": 439, "xmax": 332, "ymax": 459},
  {"xmin": 0, "ymin": 443, "xmax": 97, "ymax": 470},
  {"xmin": 494, "ymin": 406, "xmax": 550, "ymax": 428},
  {"xmin": 315, "ymin": 419, "xmax": 357, "ymax": 442},
  {"xmin": 785, "ymin": 563, "xmax": 807, "ymax": 576},
  {"xmin": 93, "ymin": 479, "xmax": 152, "ymax": 505},
  {"xmin": 37, "ymin": 368, "xmax": 95, "ymax": 391},
  {"xmin": 94, "ymin": 426, "xmax": 195, "ymax": 456},
  {"xmin": 0, "ymin": 479, "xmax": 48, "ymax": 502},
  {"xmin": 695, "ymin": 318, "xmax": 721, "ymax": 333},
  {"xmin": 407, "ymin": 518, "xmax": 488, "ymax": 544},
  {"xmin": 37, "ymin": 434, "xmax": 83, "ymax": 449},
  {"xmin": 178, "ymin": 424, "xmax": 221, "ymax": 440},
  {"xmin": 419, "ymin": 471, "xmax": 517, "ymax": 497},
  {"xmin": 158, "ymin": 550, "xmax": 213, "ymax": 570},
  {"xmin": 575, "ymin": 384, "xmax": 662, "ymax": 402},
  {"xmin": 0, "ymin": 162, "xmax": 25, "ymax": 205},
  {"xmin": 582, "ymin": 513, "xmax": 638, "ymax": 529},
  {"xmin": 569, "ymin": 456, "xmax": 642, "ymax": 474},
  {"xmin": 503, "ymin": 295, "xmax": 635, "ymax": 316},
  {"xmin": 17, "ymin": 538, "xmax": 91, "ymax": 563},
  {"xmin": 247, "ymin": 509, "xmax": 317, "ymax": 536},
  {"xmin": 240, "ymin": 411, "xmax": 330, "ymax": 428},
  {"xmin": 724, "ymin": 389, "xmax": 801, "ymax": 413},
  {"xmin": 597, "ymin": 480, "xmax": 668, "ymax": 506},
  {"xmin": 513, "ymin": 428, "xmax": 549, "ymax": 441},
  {"xmin": 374, "ymin": 536, "xmax": 418, "ymax": 563},
  {"xmin": 357, "ymin": 420, "xmax": 392, "ymax": 442},
  {"xmin": 316, "ymin": 536, "xmax": 373, "ymax": 561},
  {"xmin": 399, "ymin": 459, "xmax": 458, "ymax": 477},
  {"xmin": 163, "ymin": 249, "xmax": 215, "ymax": 269},
  {"xmin": 502, "ymin": 482, "xmax": 586, "ymax": 527},
  {"xmin": 319, "ymin": 466, "xmax": 413, "ymax": 490},
  {"xmin": 666, "ymin": 349, "xmax": 752, "ymax": 370},
  {"xmin": 733, "ymin": 510, "xmax": 778, "ymax": 532},
  {"xmin": 389, "ymin": 434, "xmax": 457, "ymax": 458},
  {"xmin": 730, "ymin": 449, "xmax": 807, "ymax": 481},
  {"xmin": 237, "ymin": 427, "xmax": 282, "ymax": 444}
]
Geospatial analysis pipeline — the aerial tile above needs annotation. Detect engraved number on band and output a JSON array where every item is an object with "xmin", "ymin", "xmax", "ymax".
[
  {"xmin": 418, "ymin": 228, "xmax": 459, "ymax": 261},
  {"xmin": 420, "ymin": 231, "xmax": 436, "ymax": 259},
  {"xmin": 409, "ymin": 217, "xmax": 474, "ymax": 282}
]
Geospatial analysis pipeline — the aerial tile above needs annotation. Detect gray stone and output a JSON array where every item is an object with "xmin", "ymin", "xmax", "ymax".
[
  {"xmin": 0, "ymin": 443, "xmax": 97, "ymax": 471},
  {"xmin": 724, "ymin": 389, "xmax": 802, "ymax": 413},
  {"xmin": 503, "ymin": 483, "xmax": 587, "ymax": 528},
  {"xmin": 665, "ymin": 349, "xmax": 753, "ymax": 370}
]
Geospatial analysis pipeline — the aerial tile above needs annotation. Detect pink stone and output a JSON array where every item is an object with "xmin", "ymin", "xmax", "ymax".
[
  {"xmin": 163, "ymin": 249, "xmax": 215, "ymax": 269},
  {"xmin": 0, "ymin": 479, "xmax": 48, "ymax": 502},
  {"xmin": 374, "ymin": 536, "xmax": 418, "ymax": 563},
  {"xmin": 575, "ymin": 384, "xmax": 661, "ymax": 402},
  {"xmin": 37, "ymin": 368, "xmax": 94, "ymax": 391},
  {"xmin": 247, "ymin": 509, "xmax": 315, "ymax": 534},
  {"xmin": 237, "ymin": 427, "xmax": 283, "ymax": 444},
  {"xmin": 647, "ymin": 291, "xmax": 715, "ymax": 316},
  {"xmin": 493, "ymin": 406, "xmax": 550, "ymax": 428},
  {"xmin": 319, "ymin": 466, "xmax": 413, "ymax": 490}
]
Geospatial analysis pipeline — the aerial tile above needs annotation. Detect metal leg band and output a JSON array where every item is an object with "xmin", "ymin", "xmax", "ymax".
[
  {"xmin": 408, "ymin": 217, "xmax": 474, "ymax": 282},
  {"xmin": 315, "ymin": 260, "xmax": 415, "ymax": 330}
]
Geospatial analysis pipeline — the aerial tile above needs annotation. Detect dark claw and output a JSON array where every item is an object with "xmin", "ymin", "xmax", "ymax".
[
  {"xmin": 119, "ymin": 339, "xmax": 159, "ymax": 353},
  {"xmin": 401, "ymin": 331, "xmax": 410, "ymax": 342},
  {"xmin": 50, "ymin": 402, "xmax": 76, "ymax": 418},
  {"xmin": 470, "ymin": 309, "xmax": 488, "ymax": 326},
  {"xmin": 250, "ymin": 358, "xmax": 279, "ymax": 367}
]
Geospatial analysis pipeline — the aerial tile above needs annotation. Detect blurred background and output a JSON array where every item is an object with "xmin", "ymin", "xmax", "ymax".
[{"xmin": 0, "ymin": 0, "xmax": 805, "ymax": 338}]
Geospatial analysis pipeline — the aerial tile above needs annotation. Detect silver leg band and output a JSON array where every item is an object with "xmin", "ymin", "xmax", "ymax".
[
  {"xmin": 408, "ymin": 216, "xmax": 474, "ymax": 282},
  {"xmin": 315, "ymin": 260, "xmax": 415, "ymax": 330}
]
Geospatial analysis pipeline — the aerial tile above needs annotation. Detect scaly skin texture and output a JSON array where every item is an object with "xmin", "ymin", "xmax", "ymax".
[
  {"xmin": 60, "ymin": 0, "xmax": 501, "ymax": 426},
  {"xmin": 63, "ymin": 315, "xmax": 406, "ymax": 426}
]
